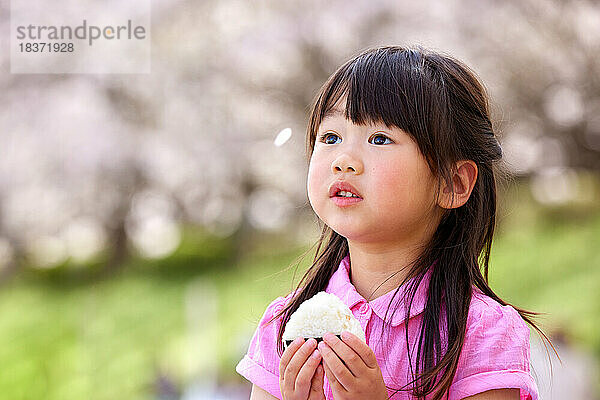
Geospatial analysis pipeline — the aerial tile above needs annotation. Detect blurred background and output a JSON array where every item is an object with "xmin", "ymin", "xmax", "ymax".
[{"xmin": 1, "ymin": 0, "xmax": 599, "ymax": 398}]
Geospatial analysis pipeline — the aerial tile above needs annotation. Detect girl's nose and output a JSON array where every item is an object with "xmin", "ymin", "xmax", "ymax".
[{"xmin": 332, "ymin": 153, "xmax": 363, "ymax": 175}]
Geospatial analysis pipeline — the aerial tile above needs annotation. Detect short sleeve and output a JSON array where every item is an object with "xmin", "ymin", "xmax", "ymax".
[
  {"xmin": 448, "ymin": 299, "xmax": 539, "ymax": 400},
  {"xmin": 236, "ymin": 294, "xmax": 292, "ymax": 399}
]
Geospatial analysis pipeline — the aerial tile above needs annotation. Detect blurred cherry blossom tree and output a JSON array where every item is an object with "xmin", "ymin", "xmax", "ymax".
[{"xmin": 0, "ymin": 0, "xmax": 598, "ymax": 277}]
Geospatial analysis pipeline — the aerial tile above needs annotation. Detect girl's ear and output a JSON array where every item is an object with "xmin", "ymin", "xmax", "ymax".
[{"xmin": 437, "ymin": 160, "xmax": 478, "ymax": 209}]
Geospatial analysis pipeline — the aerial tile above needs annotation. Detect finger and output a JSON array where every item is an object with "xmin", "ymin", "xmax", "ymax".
[
  {"xmin": 318, "ymin": 341, "xmax": 353, "ymax": 390},
  {"xmin": 280, "ymin": 338, "xmax": 305, "ymax": 396},
  {"xmin": 295, "ymin": 348, "xmax": 322, "ymax": 393},
  {"xmin": 279, "ymin": 337, "xmax": 304, "ymax": 379},
  {"xmin": 341, "ymin": 330, "xmax": 379, "ymax": 369},
  {"xmin": 322, "ymin": 332, "xmax": 365, "ymax": 376},
  {"xmin": 308, "ymin": 363, "xmax": 325, "ymax": 399},
  {"xmin": 284, "ymin": 338, "xmax": 318, "ymax": 390},
  {"xmin": 322, "ymin": 357, "xmax": 348, "ymax": 395}
]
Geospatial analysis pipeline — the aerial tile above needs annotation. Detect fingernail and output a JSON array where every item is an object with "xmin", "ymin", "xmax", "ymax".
[
  {"xmin": 307, "ymin": 338, "xmax": 316, "ymax": 346},
  {"xmin": 341, "ymin": 331, "xmax": 351, "ymax": 340},
  {"xmin": 294, "ymin": 337, "xmax": 304, "ymax": 346},
  {"xmin": 311, "ymin": 349, "xmax": 320, "ymax": 359},
  {"xmin": 323, "ymin": 332, "xmax": 335, "ymax": 341}
]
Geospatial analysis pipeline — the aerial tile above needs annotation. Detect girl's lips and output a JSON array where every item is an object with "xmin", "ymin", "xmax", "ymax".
[
  {"xmin": 328, "ymin": 181, "xmax": 362, "ymax": 198},
  {"xmin": 331, "ymin": 196, "xmax": 363, "ymax": 207}
]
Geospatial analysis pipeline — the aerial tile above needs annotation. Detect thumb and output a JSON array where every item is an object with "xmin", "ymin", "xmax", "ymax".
[{"xmin": 308, "ymin": 364, "xmax": 325, "ymax": 399}]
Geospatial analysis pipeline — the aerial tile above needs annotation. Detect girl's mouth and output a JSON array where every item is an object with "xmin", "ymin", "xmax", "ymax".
[{"xmin": 331, "ymin": 196, "xmax": 362, "ymax": 207}]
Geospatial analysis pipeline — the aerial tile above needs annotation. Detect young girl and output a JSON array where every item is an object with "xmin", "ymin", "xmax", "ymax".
[{"xmin": 236, "ymin": 45, "xmax": 555, "ymax": 400}]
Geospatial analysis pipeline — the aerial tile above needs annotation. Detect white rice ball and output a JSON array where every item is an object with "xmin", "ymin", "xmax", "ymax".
[{"xmin": 282, "ymin": 291, "xmax": 366, "ymax": 346}]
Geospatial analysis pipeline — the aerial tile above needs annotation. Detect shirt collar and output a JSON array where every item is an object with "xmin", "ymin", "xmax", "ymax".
[{"xmin": 326, "ymin": 253, "xmax": 434, "ymax": 327}]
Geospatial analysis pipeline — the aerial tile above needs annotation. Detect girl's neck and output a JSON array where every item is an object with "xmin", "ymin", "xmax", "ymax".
[{"xmin": 347, "ymin": 242, "xmax": 424, "ymax": 302}]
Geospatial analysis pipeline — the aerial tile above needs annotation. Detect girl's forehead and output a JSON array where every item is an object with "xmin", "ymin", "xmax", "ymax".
[
  {"xmin": 322, "ymin": 94, "xmax": 348, "ymax": 118},
  {"xmin": 322, "ymin": 108, "xmax": 345, "ymax": 120}
]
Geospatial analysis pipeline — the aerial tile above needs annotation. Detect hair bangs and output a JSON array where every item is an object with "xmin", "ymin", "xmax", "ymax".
[{"xmin": 309, "ymin": 47, "xmax": 433, "ymax": 152}]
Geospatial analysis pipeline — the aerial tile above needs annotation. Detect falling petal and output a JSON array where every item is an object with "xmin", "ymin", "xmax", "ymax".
[{"xmin": 274, "ymin": 128, "xmax": 292, "ymax": 147}]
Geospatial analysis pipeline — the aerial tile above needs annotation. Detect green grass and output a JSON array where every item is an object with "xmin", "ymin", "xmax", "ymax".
[
  {"xmin": 0, "ymin": 273, "xmax": 183, "ymax": 400},
  {"xmin": 0, "ymin": 194, "xmax": 599, "ymax": 399},
  {"xmin": 492, "ymin": 212, "xmax": 600, "ymax": 348},
  {"xmin": 0, "ymin": 228, "xmax": 308, "ymax": 400}
]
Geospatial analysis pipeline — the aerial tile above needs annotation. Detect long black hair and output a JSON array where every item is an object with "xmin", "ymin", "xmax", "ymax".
[{"xmin": 271, "ymin": 45, "xmax": 557, "ymax": 399}]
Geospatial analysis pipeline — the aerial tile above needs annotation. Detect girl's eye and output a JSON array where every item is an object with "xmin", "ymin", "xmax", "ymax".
[
  {"xmin": 318, "ymin": 132, "xmax": 341, "ymax": 144},
  {"xmin": 369, "ymin": 133, "xmax": 393, "ymax": 145}
]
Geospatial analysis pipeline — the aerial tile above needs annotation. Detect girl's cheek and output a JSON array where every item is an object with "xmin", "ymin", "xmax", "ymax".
[
  {"xmin": 308, "ymin": 155, "xmax": 329, "ymax": 180},
  {"xmin": 306, "ymin": 164, "xmax": 321, "ymax": 201}
]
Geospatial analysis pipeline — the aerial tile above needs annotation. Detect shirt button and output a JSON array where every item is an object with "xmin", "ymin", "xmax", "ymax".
[{"xmin": 359, "ymin": 303, "xmax": 369, "ymax": 314}]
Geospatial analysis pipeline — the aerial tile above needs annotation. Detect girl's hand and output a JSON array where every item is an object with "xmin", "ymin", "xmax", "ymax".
[
  {"xmin": 318, "ymin": 331, "xmax": 388, "ymax": 400},
  {"xmin": 279, "ymin": 337, "xmax": 325, "ymax": 400}
]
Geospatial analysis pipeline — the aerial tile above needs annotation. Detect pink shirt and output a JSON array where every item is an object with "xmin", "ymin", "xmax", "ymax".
[{"xmin": 237, "ymin": 254, "xmax": 539, "ymax": 399}]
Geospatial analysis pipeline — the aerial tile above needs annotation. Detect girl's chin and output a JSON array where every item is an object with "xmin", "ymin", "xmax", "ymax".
[{"xmin": 329, "ymin": 225, "xmax": 370, "ymax": 241}]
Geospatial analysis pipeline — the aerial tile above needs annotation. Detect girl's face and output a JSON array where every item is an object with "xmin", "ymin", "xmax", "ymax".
[{"xmin": 307, "ymin": 107, "xmax": 443, "ymax": 246}]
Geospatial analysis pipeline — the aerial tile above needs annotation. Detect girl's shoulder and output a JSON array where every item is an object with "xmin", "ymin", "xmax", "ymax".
[
  {"xmin": 449, "ymin": 290, "xmax": 538, "ymax": 398},
  {"xmin": 467, "ymin": 287, "xmax": 530, "ymax": 336}
]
